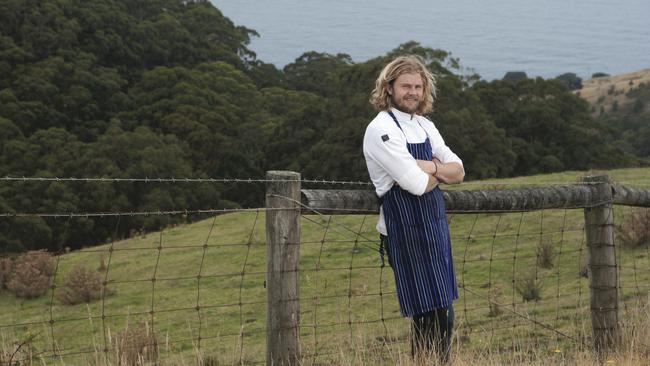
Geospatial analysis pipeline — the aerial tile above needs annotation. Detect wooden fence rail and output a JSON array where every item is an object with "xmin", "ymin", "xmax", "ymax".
[
  {"xmin": 266, "ymin": 172, "xmax": 650, "ymax": 364},
  {"xmin": 301, "ymin": 182, "xmax": 650, "ymax": 214}
]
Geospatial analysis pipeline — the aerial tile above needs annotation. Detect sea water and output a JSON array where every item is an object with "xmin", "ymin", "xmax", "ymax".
[{"xmin": 211, "ymin": 0, "xmax": 649, "ymax": 80}]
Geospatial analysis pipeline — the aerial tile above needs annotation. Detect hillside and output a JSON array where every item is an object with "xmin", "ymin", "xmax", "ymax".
[
  {"xmin": 2, "ymin": 167, "xmax": 650, "ymax": 364},
  {"xmin": 575, "ymin": 68, "xmax": 650, "ymax": 116}
]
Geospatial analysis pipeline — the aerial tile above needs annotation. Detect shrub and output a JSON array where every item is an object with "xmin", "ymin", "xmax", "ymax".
[
  {"xmin": 516, "ymin": 272, "xmax": 543, "ymax": 302},
  {"xmin": 487, "ymin": 284, "xmax": 503, "ymax": 317},
  {"xmin": 111, "ymin": 321, "xmax": 159, "ymax": 366},
  {"xmin": 57, "ymin": 264, "xmax": 107, "ymax": 305},
  {"xmin": 6, "ymin": 250, "xmax": 55, "ymax": 299},
  {"xmin": 0, "ymin": 257, "xmax": 12, "ymax": 290},
  {"xmin": 616, "ymin": 209, "xmax": 650, "ymax": 248},
  {"xmin": 536, "ymin": 240, "xmax": 555, "ymax": 269},
  {"xmin": 98, "ymin": 254, "xmax": 107, "ymax": 272},
  {"xmin": 199, "ymin": 354, "xmax": 220, "ymax": 366}
]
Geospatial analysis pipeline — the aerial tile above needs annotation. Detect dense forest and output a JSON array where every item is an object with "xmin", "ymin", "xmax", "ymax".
[{"xmin": 0, "ymin": 0, "xmax": 646, "ymax": 253}]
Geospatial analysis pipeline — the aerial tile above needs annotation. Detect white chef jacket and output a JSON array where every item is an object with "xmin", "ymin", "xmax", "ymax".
[{"xmin": 363, "ymin": 107, "xmax": 463, "ymax": 235}]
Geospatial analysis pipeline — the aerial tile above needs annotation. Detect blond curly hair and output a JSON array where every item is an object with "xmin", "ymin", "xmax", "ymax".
[{"xmin": 369, "ymin": 55, "xmax": 437, "ymax": 115}]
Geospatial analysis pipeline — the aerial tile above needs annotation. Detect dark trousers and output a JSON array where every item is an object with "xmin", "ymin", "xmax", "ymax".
[{"xmin": 411, "ymin": 305, "xmax": 454, "ymax": 363}]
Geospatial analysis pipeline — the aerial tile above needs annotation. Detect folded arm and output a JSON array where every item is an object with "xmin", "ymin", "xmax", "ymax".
[
  {"xmin": 364, "ymin": 127, "xmax": 433, "ymax": 196},
  {"xmin": 417, "ymin": 158, "xmax": 465, "ymax": 184}
]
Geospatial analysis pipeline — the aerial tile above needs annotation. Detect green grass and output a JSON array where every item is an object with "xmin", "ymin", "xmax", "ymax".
[{"xmin": 2, "ymin": 167, "xmax": 650, "ymax": 365}]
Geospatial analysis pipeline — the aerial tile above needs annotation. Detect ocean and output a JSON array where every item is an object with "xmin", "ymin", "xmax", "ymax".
[{"xmin": 211, "ymin": 0, "xmax": 649, "ymax": 81}]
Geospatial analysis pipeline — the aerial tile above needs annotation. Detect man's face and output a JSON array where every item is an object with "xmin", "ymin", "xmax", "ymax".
[{"xmin": 387, "ymin": 72, "xmax": 423, "ymax": 114}]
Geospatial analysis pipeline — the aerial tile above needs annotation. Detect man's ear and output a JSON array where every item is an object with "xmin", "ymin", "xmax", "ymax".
[{"xmin": 386, "ymin": 84, "xmax": 393, "ymax": 96}]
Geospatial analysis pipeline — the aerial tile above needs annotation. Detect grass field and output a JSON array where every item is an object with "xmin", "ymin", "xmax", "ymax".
[{"xmin": 1, "ymin": 167, "xmax": 650, "ymax": 365}]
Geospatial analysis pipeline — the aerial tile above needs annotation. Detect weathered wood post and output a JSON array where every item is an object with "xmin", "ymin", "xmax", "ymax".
[
  {"xmin": 582, "ymin": 175, "xmax": 618, "ymax": 352},
  {"xmin": 266, "ymin": 171, "xmax": 300, "ymax": 365}
]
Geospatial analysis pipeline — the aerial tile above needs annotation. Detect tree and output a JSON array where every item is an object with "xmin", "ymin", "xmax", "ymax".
[
  {"xmin": 555, "ymin": 72, "xmax": 582, "ymax": 91},
  {"xmin": 284, "ymin": 51, "xmax": 352, "ymax": 96},
  {"xmin": 472, "ymin": 77, "xmax": 633, "ymax": 175},
  {"xmin": 259, "ymin": 87, "xmax": 329, "ymax": 172},
  {"xmin": 502, "ymin": 71, "xmax": 528, "ymax": 84}
]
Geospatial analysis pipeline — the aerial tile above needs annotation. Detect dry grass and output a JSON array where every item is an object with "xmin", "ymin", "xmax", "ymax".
[
  {"xmin": 575, "ymin": 68, "xmax": 650, "ymax": 116},
  {"xmin": 109, "ymin": 320, "xmax": 159, "ymax": 366},
  {"xmin": 306, "ymin": 298, "xmax": 650, "ymax": 366},
  {"xmin": 3, "ymin": 301, "xmax": 650, "ymax": 366}
]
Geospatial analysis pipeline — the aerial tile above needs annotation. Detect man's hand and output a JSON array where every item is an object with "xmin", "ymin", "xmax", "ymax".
[
  {"xmin": 432, "ymin": 158, "xmax": 464, "ymax": 184},
  {"xmin": 424, "ymin": 174, "xmax": 439, "ymax": 192},
  {"xmin": 415, "ymin": 159, "xmax": 440, "ymax": 192},
  {"xmin": 417, "ymin": 158, "xmax": 464, "ymax": 184}
]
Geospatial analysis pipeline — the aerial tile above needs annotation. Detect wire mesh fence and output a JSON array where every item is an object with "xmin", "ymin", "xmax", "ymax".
[{"xmin": 0, "ymin": 176, "xmax": 649, "ymax": 365}]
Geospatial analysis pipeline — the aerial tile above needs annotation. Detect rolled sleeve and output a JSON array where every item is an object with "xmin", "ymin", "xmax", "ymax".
[{"xmin": 363, "ymin": 126, "xmax": 429, "ymax": 196}]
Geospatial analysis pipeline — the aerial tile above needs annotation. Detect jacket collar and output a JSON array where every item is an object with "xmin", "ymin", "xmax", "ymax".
[{"xmin": 390, "ymin": 107, "xmax": 418, "ymax": 122}]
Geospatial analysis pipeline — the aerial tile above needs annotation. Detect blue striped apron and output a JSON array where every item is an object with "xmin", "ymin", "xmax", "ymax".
[{"xmin": 380, "ymin": 111, "xmax": 458, "ymax": 317}]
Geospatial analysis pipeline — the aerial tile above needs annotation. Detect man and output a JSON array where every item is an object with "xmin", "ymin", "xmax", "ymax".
[{"xmin": 363, "ymin": 55, "xmax": 465, "ymax": 362}]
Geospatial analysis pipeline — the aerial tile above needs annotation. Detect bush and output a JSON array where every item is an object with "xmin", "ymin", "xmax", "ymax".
[
  {"xmin": 111, "ymin": 321, "xmax": 159, "ymax": 366},
  {"xmin": 57, "ymin": 264, "xmax": 107, "ymax": 305},
  {"xmin": 0, "ymin": 257, "xmax": 12, "ymax": 290},
  {"xmin": 536, "ymin": 240, "xmax": 555, "ymax": 269},
  {"xmin": 6, "ymin": 250, "xmax": 55, "ymax": 299},
  {"xmin": 617, "ymin": 209, "xmax": 650, "ymax": 248},
  {"xmin": 516, "ymin": 272, "xmax": 543, "ymax": 302},
  {"xmin": 98, "ymin": 254, "xmax": 107, "ymax": 272},
  {"xmin": 487, "ymin": 284, "xmax": 503, "ymax": 317},
  {"xmin": 555, "ymin": 72, "xmax": 582, "ymax": 90}
]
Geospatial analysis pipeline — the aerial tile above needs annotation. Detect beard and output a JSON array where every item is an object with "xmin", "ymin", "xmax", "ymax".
[{"xmin": 391, "ymin": 95, "xmax": 420, "ymax": 114}]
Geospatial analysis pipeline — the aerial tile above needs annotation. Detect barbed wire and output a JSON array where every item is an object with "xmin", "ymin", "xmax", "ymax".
[
  {"xmin": 0, "ymin": 176, "xmax": 373, "ymax": 186},
  {"xmin": 0, "ymin": 207, "xmax": 263, "ymax": 218},
  {"xmin": 2, "ymin": 175, "xmax": 639, "ymax": 187}
]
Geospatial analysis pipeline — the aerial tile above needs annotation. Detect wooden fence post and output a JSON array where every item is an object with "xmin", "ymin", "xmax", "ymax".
[
  {"xmin": 266, "ymin": 171, "xmax": 300, "ymax": 366},
  {"xmin": 582, "ymin": 175, "xmax": 618, "ymax": 352}
]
